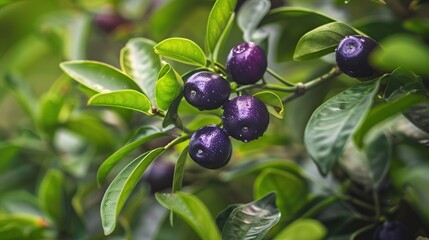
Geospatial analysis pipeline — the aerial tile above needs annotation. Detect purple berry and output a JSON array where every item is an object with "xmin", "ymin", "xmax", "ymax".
[
  {"xmin": 335, "ymin": 35, "xmax": 379, "ymax": 78},
  {"xmin": 375, "ymin": 221, "xmax": 413, "ymax": 240},
  {"xmin": 226, "ymin": 42, "xmax": 267, "ymax": 85},
  {"xmin": 143, "ymin": 159, "xmax": 175, "ymax": 193},
  {"xmin": 184, "ymin": 71, "xmax": 230, "ymax": 110},
  {"xmin": 189, "ymin": 125, "xmax": 232, "ymax": 169},
  {"xmin": 222, "ymin": 95, "xmax": 269, "ymax": 142}
]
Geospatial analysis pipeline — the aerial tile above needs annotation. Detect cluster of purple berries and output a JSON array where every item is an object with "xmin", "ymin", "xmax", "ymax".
[{"xmin": 185, "ymin": 42, "xmax": 270, "ymax": 169}]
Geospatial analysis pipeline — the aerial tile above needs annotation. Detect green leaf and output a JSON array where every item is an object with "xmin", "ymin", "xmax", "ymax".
[
  {"xmin": 162, "ymin": 93, "xmax": 184, "ymax": 129},
  {"xmin": 88, "ymin": 89, "xmax": 152, "ymax": 115},
  {"xmin": 155, "ymin": 64, "xmax": 182, "ymax": 111},
  {"xmin": 403, "ymin": 19, "xmax": 429, "ymax": 38},
  {"xmin": 60, "ymin": 61, "xmax": 141, "ymax": 93},
  {"xmin": 37, "ymin": 12, "xmax": 85, "ymax": 60},
  {"xmin": 155, "ymin": 192, "xmax": 221, "ymax": 240},
  {"xmin": 0, "ymin": 143, "xmax": 20, "ymax": 173},
  {"xmin": 172, "ymin": 147, "xmax": 189, "ymax": 193},
  {"xmin": 101, "ymin": 148, "xmax": 165, "ymax": 235},
  {"xmin": 3, "ymin": 74, "xmax": 37, "ymax": 123},
  {"xmin": 149, "ymin": 0, "xmax": 210, "ymax": 39},
  {"xmin": 64, "ymin": 114, "xmax": 115, "ymax": 147},
  {"xmin": 185, "ymin": 114, "xmax": 222, "ymax": 131},
  {"xmin": 120, "ymin": 38, "xmax": 162, "ymax": 101},
  {"xmin": 383, "ymin": 68, "xmax": 427, "ymax": 101},
  {"xmin": 254, "ymin": 169, "xmax": 308, "ymax": 219},
  {"xmin": 237, "ymin": 0, "xmax": 271, "ymax": 42},
  {"xmin": 353, "ymin": 93, "xmax": 426, "ymax": 147},
  {"xmin": 371, "ymin": 34, "xmax": 429, "ymax": 75},
  {"xmin": 294, "ymin": 22, "xmax": 361, "ymax": 61},
  {"xmin": 0, "ymin": 0, "xmax": 24, "ymax": 8},
  {"xmin": 364, "ymin": 133, "xmax": 391, "ymax": 188},
  {"xmin": 38, "ymin": 169, "xmax": 64, "ymax": 224},
  {"xmin": 304, "ymin": 80, "xmax": 379, "ymax": 176},
  {"xmin": 260, "ymin": 7, "xmax": 335, "ymax": 61},
  {"xmin": 37, "ymin": 77, "xmax": 71, "ymax": 137},
  {"xmin": 217, "ymin": 192, "xmax": 280, "ymax": 240},
  {"xmin": 392, "ymin": 165, "xmax": 429, "ymax": 222},
  {"xmin": 38, "ymin": 11, "xmax": 90, "ymax": 60},
  {"xmin": 274, "ymin": 219, "xmax": 327, "ymax": 240},
  {"xmin": 254, "ymin": 91, "xmax": 284, "ymax": 119},
  {"xmin": 97, "ymin": 131, "xmax": 168, "ymax": 186},
  {"xmin": 154, "ymin": 38, "xmax": 206, "ymax": 67},
  {"xmin": 205, "ymin": 0, "xmax": 237, "ymax": 56},
  {"xmin": 220, "ymin": 159, "xmax": 301, "ymax": 182},
  {"xmin": 341, "ymin": 134, "xmax": 391, "ymax": 188}
]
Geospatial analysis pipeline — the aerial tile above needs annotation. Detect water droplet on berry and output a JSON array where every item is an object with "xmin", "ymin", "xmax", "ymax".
[
  {"xmin": 190, "ymin": 90, "xmax": 197, "ymax": 97},
  {"xmin": 234, "ymin": 45, "xmax": 246, "ymax": 54},
  {"xmin": 243, "ymin": 139, "xmax": 249, "ymax": 143},
  {"xmin": 242, "ymin": 126, "xmax": 249, "ymax": 132},
  {"xmin": 197, "ymin": 149, "xmax": 203, "ymax": 155},
  {"xmin": 345, "ymin": 43, "xmax": 357, "ymax": 54}
]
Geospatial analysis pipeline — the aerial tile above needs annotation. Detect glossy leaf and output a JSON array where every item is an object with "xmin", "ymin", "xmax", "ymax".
[
  {"xmin": 60, "ymin": 61, "xmax": 141, "ymax": 93},
  {"xmin": 364, "ymin": 133, "xmax": 391, "ymax": 188},
  {"xmin": 155, "ymin": 64, "xmax": 182, "ymax": 111},
  {"xmin": 172, "ymin": 146, "xmax": 189, "ymax": 193},
  {"xmin": 88, "ymin": 89, "xmax": 152, "ymax": 115},
  {"xmin": 205, "ymin": 0, "xmax": 237, "ymax": 56},
  {"xmin": 101, "ymin": 148, "xmax": 165, "ymax": 235},
  {"xmin": 154, "ymin": 38, "xmax": 206, "ymax": 67},
  {"xmin": 217, "ymin": 192, "xmax": 280, "ymax": 240},
  {"xmin": 120, "ymin": 38, "xmax": 161, "ymax": 101},
  {"xmin": 371, "ymin": 34, "xmax": 429, "ymax": 75},
  {"xmin": 294, "ymin": 22, "xmax": 360, "ymax": 61},
  {"xmin": 162, "ymin": 92, "xmax": 184, "ymax": 129},
  {"xmin": 354, "ymin": 93, "xmax": 426, "ymax": 147},
  {"xmin": 254, "ymin": 91, "xmax": 284, "ymax": 119},
  {"xmin": 383, "ymin": 68, "xmax": 427, "ymax": 101},
  {"xmin": 254, "ymin": 169, "xmax": 308, "ymax": 219},
  {"xmin": 260, "ymin": 7, "xmax": 335, "ymax": 61},
  {"xmin": 274, "ymin": 219, "xmax": 327, "ymax": 240},
  {"xmin": 304, "ymin": 80, "xmax": 379, "ymax": 176},
  {"xmin": 185, "ymin": 114, "xmax": 222, "ymax": 131},
  {"xmin": 220, "ymin": 159, "xmax": 301, "ymax": 182},
  {"xmin": 97, "ymin": 131, "xmax": 168, "ymax": 185},
  {"xmin": 38, "ymin": 169, "xmax": 64, "ymax": 223},
  {"xmin": 155, "ymin": 192, "xmax": 221, "ymax": 240},
  {"xmin": 237, "ymin": 0, "xmax": 271, "ymax": 42}
]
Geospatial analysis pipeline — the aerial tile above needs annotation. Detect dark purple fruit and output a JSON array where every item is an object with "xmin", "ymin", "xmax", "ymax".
[
  {"xmin": 226, "ymin": 42, "xmax": 267, "ymax": 85},
  {"xmin": 189, "ymin": 125, "xmax": 232, "ymax": 169},
  {"xmin": 184, "ymin": 71, "xmax": 230, "ymax": 110},
  {"xmin": 222, "ymin": 95, "xmax": 269, "ymax": 142},
  {"xmin": 375, "ymin": 221, "xmax": 413, "ymax": 240},
  {"xmin": 335, "ymin": 35, "xmax": 379, "ymax": 78},
  {"xmin": 94, "ymin": 11, "xmax": 128, "ymax": 33},
  {"xmin": 143, "ymin": 159, "xmax": 175, "ymax": 193}
]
